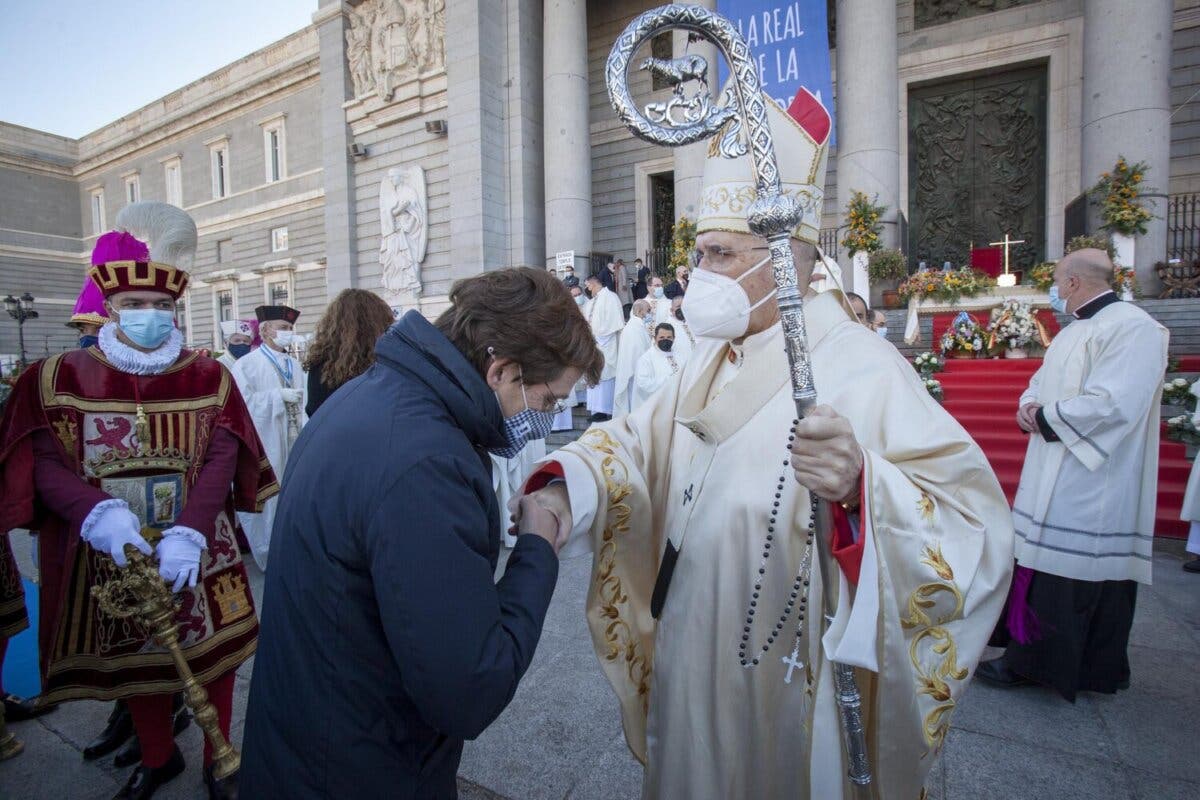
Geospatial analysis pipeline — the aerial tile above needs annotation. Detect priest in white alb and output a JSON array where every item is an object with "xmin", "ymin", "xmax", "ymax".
[
  {"xmin": 217, "ymin": 317, "xmax": 257, "ymax": 371},
  {"xmin": 614, "ymin": 299, "xmax": 654, "ymax": 416},
  {"xmin": 633, "ymin": 322, "xmax": 687, "ymax": 409},
  {"xmin": 978, "ymin": 248, "xmax": 1167, "ymax": 700},
  {"xmin": 515, "ymin": 89, "xmax": 1014, "ymax": 799},
  {"xmin": 584, "ymin": 273, "xmax": 625, "ymax": 422},
  {"xmin": 231, "ymin": 304, "xmax": 308, "ymax": 570}
]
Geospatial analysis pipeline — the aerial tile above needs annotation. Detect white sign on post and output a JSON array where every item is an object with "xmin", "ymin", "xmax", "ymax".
[{"xmin": 555, "ymin": 250, "xmax": 575, "ymax": 269}]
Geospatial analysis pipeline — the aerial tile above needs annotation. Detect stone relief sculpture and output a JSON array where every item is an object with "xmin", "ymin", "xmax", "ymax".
[
  {"xmin": 379, "ymin": 166, "xmax": 428, "ymax": 299},
  {"xmin": 346, "ymin": 0, "xmax": 447, "ymax": 102}
]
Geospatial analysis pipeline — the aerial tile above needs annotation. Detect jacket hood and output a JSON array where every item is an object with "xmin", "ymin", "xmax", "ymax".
[{"xmin": 375, "ymin": 311, "xmax": 506, "ymax": 449}]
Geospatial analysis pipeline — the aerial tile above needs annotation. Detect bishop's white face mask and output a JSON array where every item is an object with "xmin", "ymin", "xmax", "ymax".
[{"xmin": 682, "ymin": 255, "xmax": 776, "ymax": 341}]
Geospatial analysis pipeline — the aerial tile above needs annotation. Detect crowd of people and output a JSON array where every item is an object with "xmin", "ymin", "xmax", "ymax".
[{"xmin": 0, "ymin": 86, "xmax": 1181, "ymax": 800}]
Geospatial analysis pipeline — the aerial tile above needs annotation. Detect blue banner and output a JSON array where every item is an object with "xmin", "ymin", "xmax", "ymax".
[{"xmin": 715, "ymin": 0, "xmax": 836, "ymax": 145}]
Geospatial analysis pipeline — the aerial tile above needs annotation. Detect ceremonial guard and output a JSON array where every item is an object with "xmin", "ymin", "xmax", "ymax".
[
  {"xmin": 0, "ymin": 202, "xmax": 276, "ymax": 800},
  {"xmin": 231, "ymin": 304, "xmax": 306, "ymax": 571},
  {"xmin": 66, "ymin": 275, "xmax": 110, "ymax": 348}
]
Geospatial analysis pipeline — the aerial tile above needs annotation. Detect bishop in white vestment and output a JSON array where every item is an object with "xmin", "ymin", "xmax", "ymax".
[
  {"xmin": 232, "ymin": 304, "xmax": 308, "ymax": 570},
  {"xmin": 218, "ymin": 317, "xmax": 257, "ymax": 371},
  {"xmin": 614, "ymin": 300, "xmax": 654, "ymax": 416},
  {"xmin": 980, "ymin": 249, "xmax": 1167, "ymax": 700},
  {"xmin": 517, "ymin": 89, "xmax": 1013, "ymax": 799},
  {"xmin": 585, "ymin": 276, "xmax": 625, "ymax": 419}
]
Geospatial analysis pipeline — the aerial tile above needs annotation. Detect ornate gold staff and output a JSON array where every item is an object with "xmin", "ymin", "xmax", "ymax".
[
  {"xmin": 91, "ymin": 540, "xmax": 239, "ymax": 780},
  {"xmin": 607, "ymin": 5, "xmax": 872, "ymax": 795}
]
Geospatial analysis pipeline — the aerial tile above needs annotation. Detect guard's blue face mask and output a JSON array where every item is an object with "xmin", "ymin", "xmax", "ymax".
[
  {"xmin": 78, "ymin": 334, "xmax": 99, "ymax": 349},
  {"xmin": 118, "ymin": 309, "xmax": 175, "ymax": 348}
]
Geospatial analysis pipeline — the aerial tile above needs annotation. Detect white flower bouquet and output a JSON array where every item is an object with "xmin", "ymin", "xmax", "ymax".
[{"xmin": 987, "ymin": 299, "xmax": 1037, "ymax": 350}]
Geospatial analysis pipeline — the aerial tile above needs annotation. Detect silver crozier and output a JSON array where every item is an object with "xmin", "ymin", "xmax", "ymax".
[{"xmin": 605, "ymin": 5, "xmax": 872, "ymax": 796}]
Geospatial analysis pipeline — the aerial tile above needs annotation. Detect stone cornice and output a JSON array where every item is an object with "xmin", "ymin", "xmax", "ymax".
[
  {"xmin": 312, "ymin": 2, "xmax": 353, "ymax": 26},
  {"xmin": 73, "ymin": 66, "xmax": 319, "ymax": 179}
]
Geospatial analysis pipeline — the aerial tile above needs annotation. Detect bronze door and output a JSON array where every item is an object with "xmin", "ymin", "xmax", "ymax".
[{"xmin": 908, "ymin": 65, "xmax": 1047, "ymax": 271}]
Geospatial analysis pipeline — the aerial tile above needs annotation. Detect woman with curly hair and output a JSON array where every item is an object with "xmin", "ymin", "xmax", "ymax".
[{"xmin": 303, "ymin": 288, "xmax": 396, "ymax": 416}]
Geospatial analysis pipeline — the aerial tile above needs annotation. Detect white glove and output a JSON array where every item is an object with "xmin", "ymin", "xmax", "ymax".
[
  {"xmin": 156, "ymin": 527, "xmax": 207, "ymax": 593},
  {"xmin": 280, "ymin": 388, "xmax": 302, "ymax": 404},
  {"xmin": 81, "ymin": 501, "xmax": 152, "ymax": 567}
]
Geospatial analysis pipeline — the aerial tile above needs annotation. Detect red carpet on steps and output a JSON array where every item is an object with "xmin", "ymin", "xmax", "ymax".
[{"xmin": 938, "ymin": 358, "xmax": 1189, "ymax": 539}]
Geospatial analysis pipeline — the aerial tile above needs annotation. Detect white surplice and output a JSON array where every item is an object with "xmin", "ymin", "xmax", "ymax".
[
  {"xmin": 539, "ymin": 290, "xmax": 1014, "ymax": 799},
  {"xmin": 231, "ymin": 345, "xmax": 308, "ymax": 570},
  {"xmin": 633, "ymin": 346, "xmax": 686, "ymax": 410},
  {"xmin": 1014, "ymin": 297, "xmax": 1167, "ymax": 585},
  {"xmin": 614, "ymin": 317, "xmax": 653, "ymax": 416},
  {"xmin": 588, "ymin": 286, "xmax": 625, "ymax": 381}
]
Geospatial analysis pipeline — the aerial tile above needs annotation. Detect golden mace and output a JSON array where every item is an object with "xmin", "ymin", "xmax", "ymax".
[{"xmin": 91, "ymin": 540, "xmax": 240, "ymax": 779}]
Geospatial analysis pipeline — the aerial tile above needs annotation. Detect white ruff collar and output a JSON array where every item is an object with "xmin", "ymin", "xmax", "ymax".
[{"xmin": 98, "ymin": 322, "xmax": 184, "ymax": 375}]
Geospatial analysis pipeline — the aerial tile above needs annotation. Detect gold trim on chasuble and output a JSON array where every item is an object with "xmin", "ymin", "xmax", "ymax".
[
  {"xmin": 900, "ymin": 543, "xmax": 968, "ymax": 758},
  {"xmin": 582, "ymin": 429, "xmax": 652, "ymax": 742}
]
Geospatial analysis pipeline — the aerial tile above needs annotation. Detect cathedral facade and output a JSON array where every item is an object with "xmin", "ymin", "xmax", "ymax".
[{"xmin": 0, "ymin": 0, "xmax": 1192, "ymax": 358}]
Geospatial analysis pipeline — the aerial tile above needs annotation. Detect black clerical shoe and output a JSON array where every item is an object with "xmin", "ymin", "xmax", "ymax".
[
  {"xmin": 589, "ymin": 412, "xmax": 612, "ymax": 422},
  {"xmin": 2, "ymin": 693, "xmax": 57, "ymax": 722},
  {"xmin": 111, "ymin": 746, "xmax": 185, "ymax": 800},
  {"xmin": 204, "ymin": 764, "xmax": 239, "ymax": 800},
  {"xmin": 975, "ymin": 657, "xmax": 1033, "ymax": 688},
  {"xmin": 84, "ymin": 701, "xmax": 133, "ymax": 760},
  {"xmin": 1184, "ymin": 558, "xmax": 1200, "ymax": 573},
  {"xmin": 113, "ymin": 698, "xmax": 192, "ymax": 768}
]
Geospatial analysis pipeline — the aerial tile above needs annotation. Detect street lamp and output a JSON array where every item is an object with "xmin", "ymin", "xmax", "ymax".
[{"xmin": 4, "ymin": 292, "xmax": 39, "ymax": 369}]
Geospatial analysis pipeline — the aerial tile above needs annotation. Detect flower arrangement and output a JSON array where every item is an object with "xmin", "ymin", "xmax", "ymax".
[
  {"xmin": 667, "ymin": 215, "xmax": 696, "ymax": 280},
  {"xmin": 1065, "ymin": 233, "xmax": 1116, "ymax": 260},
  {"xmin": 913, "ymin": 351, "xmax": 944, "ymax": 377},
  {"xmin": 1029, "ymin": 261, "xmax": 1057, "ymax": 291},
  {"xmin": 940, "ymin": 311, "xmax": 986, "ymax": 357},
  {"xmin": 841, "ymin": 191, "xmax": 887, "ymax": 256},
  {"xmin": 867, "ymin": 248, "xmax": 908, "ymax": 284},
  {"xmin": 1091, "ymin": 157, "xmax": 1154, "ymax": 237},
  {"xmin": 1163, "ymin": 377, "xmax": 1196, "ymax": 410},
  {"xmin": 1166, "ymin": 414, "xmax": 1200, "ymax": 448},
  {"xmin": 987, "ymin": 299, "xmax": 1037, "ymax": 350},
  {"xmin": 899, "ymin": 267, "xmax": 995, "ymax": 305},
  {"xmin": 1113, "ymin": 266, "xmax": 1137, "ymax": 297},
  {"xmin": 924, "ymin": 377, "xmax": 944, "ymax": 402}
]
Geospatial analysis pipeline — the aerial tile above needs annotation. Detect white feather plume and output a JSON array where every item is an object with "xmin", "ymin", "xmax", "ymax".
[{"xmin": 114, "ymin": 201, "xmax": 197, "ymax": 268}]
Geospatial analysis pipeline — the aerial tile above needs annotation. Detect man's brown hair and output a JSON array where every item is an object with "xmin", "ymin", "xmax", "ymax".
[{"xmin": 435, "ymin": 267, "xmax": 604, "ymax": 386}]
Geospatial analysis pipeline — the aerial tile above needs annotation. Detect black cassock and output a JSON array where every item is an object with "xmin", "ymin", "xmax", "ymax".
[{"xmin": 991, "ymin": 568, "xmax": 1137, "ymax": 702}]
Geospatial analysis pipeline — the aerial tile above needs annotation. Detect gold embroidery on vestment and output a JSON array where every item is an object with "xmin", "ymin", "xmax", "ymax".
[
  {"xmin": 902, "ymin": 543, "xmax": 967, "ymax": 757},
  {"xmin": 582, "ymin": 428, "xmax": 652, "ymax": 712}
]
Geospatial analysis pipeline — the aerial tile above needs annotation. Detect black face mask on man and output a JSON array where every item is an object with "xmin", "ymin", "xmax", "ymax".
[{"xmin": 657, "ymin": 339, "xmax": 674, "ymax": 353}]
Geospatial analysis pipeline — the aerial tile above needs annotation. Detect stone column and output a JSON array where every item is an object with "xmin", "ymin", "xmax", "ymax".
[
  {"xmin": 446, "ymin": 0, "xmax": 509, "ymax": 275},
  {"xmin": 1081, "ymin": 0, "xmax": 1172, "ymax": 291},
  {"xmin": 835, "ymin": 0, "xmax": 900, "ymax": 300},
  {"xmin": 543, "ymin": 0, "xmax": 593, "ymax": 275},
  {"xmin": 673, "ymin": 0, "xmax": 717, "ymax": 224},
  {"xmin": 313, "ymin": 1, "xmax": 358, "ymax": 293}
]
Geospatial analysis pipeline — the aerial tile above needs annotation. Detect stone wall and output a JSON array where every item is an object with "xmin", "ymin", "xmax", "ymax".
[{"xmin": 1171, "ymin": 2, "xmax": 1200, "ymax": 195}]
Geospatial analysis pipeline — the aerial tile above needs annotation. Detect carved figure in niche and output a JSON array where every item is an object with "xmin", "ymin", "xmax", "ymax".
[
  {"xmin": 346, "ymin": 6, "xmax": 377, "ymax": 98},
  {"xmin": 379, "ymin": 166, "xmax": 428, "ymax": 299},
  {"xmin": 403, "ymin": 0, "xmax": 429, "ymax": 70}
]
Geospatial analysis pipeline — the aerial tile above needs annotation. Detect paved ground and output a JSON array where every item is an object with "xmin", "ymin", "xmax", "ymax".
[{"xmin": 1, "ymin": 535, "xmax": 1197, "ymax": 799}]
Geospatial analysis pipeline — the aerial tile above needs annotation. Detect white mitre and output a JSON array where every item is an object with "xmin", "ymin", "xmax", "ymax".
[{"xmin": 696, "ymin": 85, "xmax": 831, "ymax": 245}]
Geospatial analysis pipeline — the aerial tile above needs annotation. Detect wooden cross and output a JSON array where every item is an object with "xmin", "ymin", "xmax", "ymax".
[
  {"xmin": 781, "ymin": 646, "xmax": 804, "ymax": 684},
  {"xmin": 989, "ymin": 233, "xmax": 1027, "ymax": 276}
]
